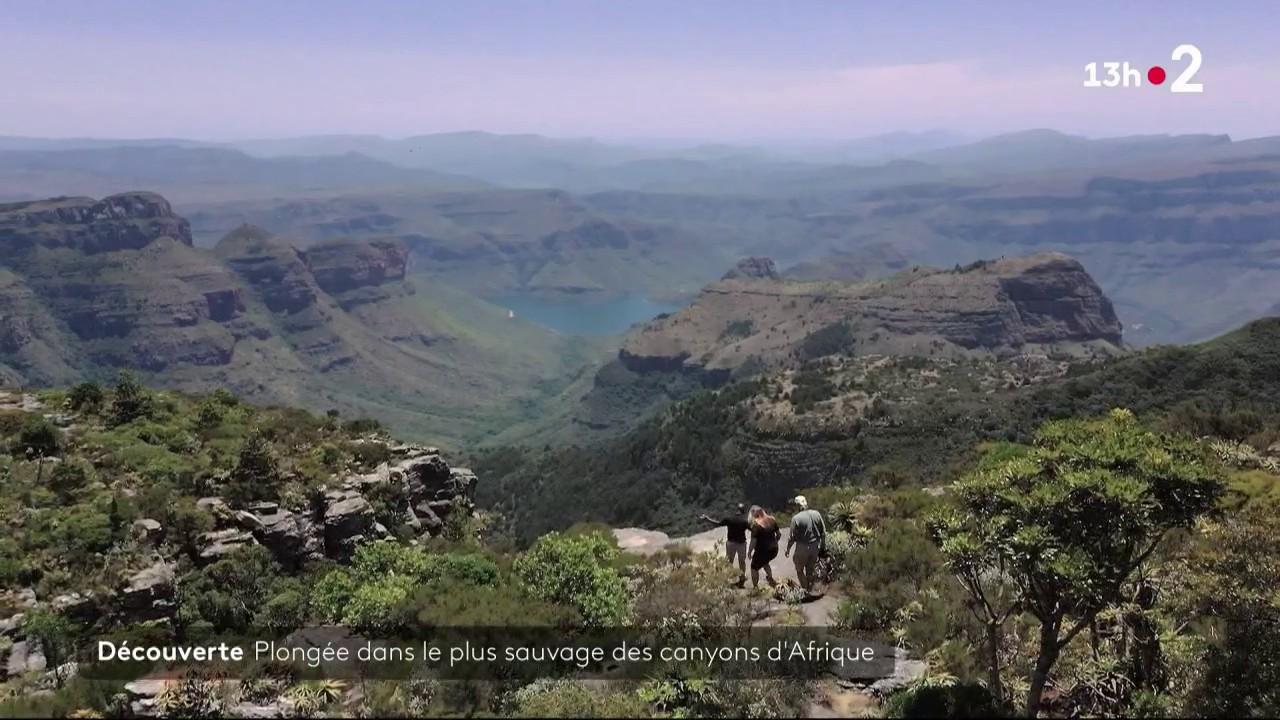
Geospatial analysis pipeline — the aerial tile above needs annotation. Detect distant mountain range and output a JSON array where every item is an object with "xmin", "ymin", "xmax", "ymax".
[{"xmin": 1, "ymin": 126, "xmax": 1278, "ymax": 372}]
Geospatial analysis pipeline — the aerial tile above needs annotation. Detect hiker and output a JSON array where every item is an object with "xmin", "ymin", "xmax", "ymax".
[
  {"xmin": 699, "ymin": 503, "xmax": 750, "ymax": 586},
  {"xmin": 747, "ymin": 505, "xmax": 781, "ymax": 588},
  {"xmin": 785, "ymin": 495, "xmax": 827, "ymax": 593}
]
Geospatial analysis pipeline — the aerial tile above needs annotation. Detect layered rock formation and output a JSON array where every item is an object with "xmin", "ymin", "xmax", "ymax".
[
  {"xmin": 0, "ymin": 193, "xmax": 251, "ymax": 382},
  {"xmin": 618, "ymin": 252, "xmax": 1123, "ymax": 376},
  {"xmin": 194, "ymin": 444, "xmax": 477, "ymax": 567}
]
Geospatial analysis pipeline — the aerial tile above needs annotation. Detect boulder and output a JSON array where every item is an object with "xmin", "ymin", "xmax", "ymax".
[
  {"xmin": 2, "ymin": 588, "xmax": 37, "ymax": 611},
  {"xmin": 124, "ymin": 677, "xmax": 175, "ymax": 717},
  {"xmin": 51, "ymin": 592, "xmax": 99, "ymax": 623},
  {"xmin": 252, "ymin": 510, "xmax": 321, "ymax": 567},
  {"xmin": 118, "ymin": 561, "xmax": 176, "ymax": 621},
  {"xmin": 722, "ymin": 256, "xmax": 780, "ymax": 280},
  {"xmin": 233, "ymin": 510, "xmax": 265, "ymax": 532},
  {"xmin": 5, "ymin": 639, "xmax": 46, "ymax": 677},
  {"xmin": 0, "ymin": 613, "xmax": 24, "ymax": 638},
  {"xmin": 131, "ymin": 518, "xmax": 164, "ymax": 545},
  {"xmin": 412, "ymin": 502, "xmax": 444, "ymax": 536},
  {"xmin": 197, "ymin": 528, "xmax": 258, "ymax": 564},
  {"xmin": 323, "ymin": 491, "xmax": 374, "ymax": 559}
]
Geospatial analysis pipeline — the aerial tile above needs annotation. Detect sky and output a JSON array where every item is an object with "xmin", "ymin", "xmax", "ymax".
[{"xmin": 2, "ymin": 0, "xmax": 1277, "ymax": 143}]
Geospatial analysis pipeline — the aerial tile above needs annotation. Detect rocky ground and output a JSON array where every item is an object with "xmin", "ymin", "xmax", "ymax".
[{"xmin": 614, "ymin": 524, "xmax": 927, "ymax": 715}]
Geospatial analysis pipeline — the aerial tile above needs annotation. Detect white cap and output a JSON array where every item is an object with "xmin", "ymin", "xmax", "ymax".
[{"xmin": 793, "ymin": 495, "xmax": 808, "ymax": 509}]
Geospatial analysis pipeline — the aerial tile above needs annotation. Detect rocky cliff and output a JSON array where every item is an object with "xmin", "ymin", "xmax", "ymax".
[
  {"xmin": 618, "ymin": 252, "xmax": 1123, "ymax": 376},
  {"xmin": 0, "ymin": 192, "xmax": 192, "ymax": 255},
  {"xmin": 0, "ymin": 193, "xmax": 249, "ymax": 382},
  {"xmin": 0, "ymin": 194, "xmax": 596, "ymax": 444}
]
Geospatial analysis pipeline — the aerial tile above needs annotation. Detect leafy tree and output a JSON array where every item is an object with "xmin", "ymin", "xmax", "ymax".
[
  {"xmin": 22, "ymin": 610, "xmax": 79, "ymax": 688},
  {"xmin": 225, "ymin": 428, "xmax": 280, "ymax": 505},
  {"xmin": 514, "ymin": 531, "xmax": 632, "ymax": 627},
  {"xmin": 66, "ymin": 381, "xmax": 104, "ymax": 412},
  {"xmin": 48, "ymin": 459, "xmax": 91, "ymax": 498},
  {"xmin": 194, "ymin": 399, "xmax": 223, "ymax": 431},
  {"xmin": 14, "ymin": 415, "xmax": 60, "ymax": 458},
  {"xmin": 177, "ymin": 546, "xmax": 285, "ymax": 633},
  {"xmin": 312, "ymin": 541, "xmax": 499, "ymax": 631},
  {"xmin": 1181, "ymin": 505, "xmax": 1280, "ymax": 716},
  {"xmin": 930, "ymin": 410, "xmax": 1224, "ymax": 717},
  {"xmin": 108, "ymin": 370, "xmax": 151, "ymax": 426}
]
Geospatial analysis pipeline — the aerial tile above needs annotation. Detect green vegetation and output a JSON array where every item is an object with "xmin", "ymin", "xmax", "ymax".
[
  {"xmin": 931, "ymin": 410, "xmax": 1224, "ymax": 715},
  {"xmin": 3, "ymin": 316, "xmax": 1280, "ymax": 718},
  {"xmin": 478, "ymin": 317, "xmax": 1280, "ymax": 540},
  {"xmin": 513, "ymin": 532, "xmax": 631, "ymax": 627},
  {"xmin": 798, "ymin": 321, "xmax": 855, "ymax": 360}
]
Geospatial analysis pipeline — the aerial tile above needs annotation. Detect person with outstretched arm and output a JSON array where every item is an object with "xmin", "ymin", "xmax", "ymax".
[
  {"xmin": 785, "ymin": 495, "xmax": 826, "ymax": 594},
  {"xmin": 699, "ymin": 503, "xmax": 749, "ymax": 586}
]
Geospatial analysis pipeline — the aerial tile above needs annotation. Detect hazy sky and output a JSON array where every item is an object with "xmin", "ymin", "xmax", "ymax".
[{"xmin": 2, "ymin": 0, "xmax": 1277, "ymax": 142}]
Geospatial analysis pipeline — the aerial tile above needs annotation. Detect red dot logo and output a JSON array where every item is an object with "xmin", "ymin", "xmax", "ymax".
[{"xmin": 1148, "ymin": 66, "xmax": 1167, "ymax": 85}]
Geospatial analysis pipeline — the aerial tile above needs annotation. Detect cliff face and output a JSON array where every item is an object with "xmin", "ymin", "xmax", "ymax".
[
  {"xmin": 618, "ymin": 252, "xmax": 1123, "ymax": 376},
  {"xmin": 0, "ymin": 193, "xmax": 192, "ymax": 255},
  {"xmin": 0, "ymin": 193, "xmax": 247, "ymax": 380},
  {"xmin": 0, "ymin": 197, "xmax": 454, "ymax": 418},
  {"xmin": 305, "ymin": 237, "xmax": 411, "ymax": 309}
]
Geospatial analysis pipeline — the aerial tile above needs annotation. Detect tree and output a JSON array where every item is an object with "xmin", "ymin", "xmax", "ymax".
[
  {"xmin": 22, "ymin": 610, "xmax": 79, "ymax": 688},
  {"xmin": 225, "ymin": 428, "xmax": 280, "ymax": 505},
  {"xmin": 1181, "ymin": 505, "xmax": 1280, "ymax": 716},
  {"xmin": 930, "ymin": 410, "xmax": 1223, "ymax": 717},
  {"xmin": 67, "ymin": 381, "xmax": 104, "ymax": 412},
  {"xmin": 108, "ymin": 370, "xmax": 151, "ymax": 426},
  {"xmin": 312, "ymin": 541, "xmax": 499, "ymax": 631},
  {"xmin": 14, "ymin": 415, "xmax": 60, "ymax": 458},
  {"xmin": 49, "ymin": 459, "xmax": 91, "ymax": 498}
]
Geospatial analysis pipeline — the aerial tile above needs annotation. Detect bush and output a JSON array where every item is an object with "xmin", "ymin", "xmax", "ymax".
[
  {"xmin": 108, "ymin": 370, "xmax": 151, "ymax": 426},
  {"xmin": 49, "ymin": 459, "xmax": 92, "ymax": 497},
  {"xmin": 178, "ymin": 546, "xmax": 286, "ymax": 633},
  {"xmin": 510, "ymin": 680, "xmax": 650, "ymax": 718},
  {"xmin": 224, "ymin": 429, "xmax": 280, "ymax": 505},
  {"xmin": 67, "ymin": 382, "xmax": 104, "ymax": 412},
  {"xmin": 312, "ymin": 541, "xmax": 500, "ymax": 631},
  {"xmin": 883, "ymin": 680, "xmax": 1002, "ymax": 718},
  {"xmin": 514, "ymin": 532, "xmax": 632, "ymax": 627},
  {"xmin": 14, "ymin": 415, "xmax": 60, "ymax": 458}
]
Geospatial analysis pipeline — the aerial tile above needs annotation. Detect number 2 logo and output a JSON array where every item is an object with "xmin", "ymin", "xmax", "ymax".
[{"xmin": 1171, "ymin": 44, "xmax": 1203, "ymax": 93}]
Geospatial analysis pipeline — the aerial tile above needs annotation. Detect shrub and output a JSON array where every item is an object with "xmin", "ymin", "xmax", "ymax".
[
  {"xmin": 14, "ymin": 415, "xmax": 60, "ymax": 458},
  {"xmin": 67, "ymin": 382, "xmax": 104, "ymax": 412},
  {"xmin": 49, "ymin": 459, "xmax": 91, "ymax": 497},
  {"xmin": 514, "ymin": 532, "xmax": 632, "ymax": 627},
  {"xmin": 510, "ymin": 680, "xmax": 650, "ymax": 718},
  {"xmin": 224, "ymin": 429, "xmax": 280, "ymax": 505},
  {"xmin": 312, "ymin": 541, "xmax": 500, "ymax": 631},
  {"xmin": 108, "ymin": 370, "xmax": 151, "ymax": 426}
]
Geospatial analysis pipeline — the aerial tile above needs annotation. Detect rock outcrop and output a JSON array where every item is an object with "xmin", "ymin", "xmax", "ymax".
[
  {"xmin": 619, "ymin": 252, "xmax": 1124, "ymax": 376},
  {"xmin": 0, "ymin": 192, "xmax": 192, "ymax": 255},
  {"xmin": 193, "ymin": 444, "xmax": 477, "ymax": 566},
  {"xmin": 722, "ymin": 256, "xmax": 779, "ymax": 281}
]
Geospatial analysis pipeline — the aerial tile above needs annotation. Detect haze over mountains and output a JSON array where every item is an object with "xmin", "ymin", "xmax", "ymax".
[{"xmin": 2, "ymin": 127, "xmax": 1279, "ymax": 444}]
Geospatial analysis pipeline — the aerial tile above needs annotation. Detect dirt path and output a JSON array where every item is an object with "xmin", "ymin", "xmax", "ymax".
[
  {"xmin": 615, "ymin": 526, "xmax": 836, "ymax": 623},
  {"xmin": 615, "ymin": 525, "xmax": 925, "ymax": 714}
]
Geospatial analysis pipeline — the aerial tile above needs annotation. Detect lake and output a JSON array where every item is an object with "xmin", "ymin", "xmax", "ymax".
[{"xmin": 496, "ymin": 293, "xmax": 682, "ymax": 336}]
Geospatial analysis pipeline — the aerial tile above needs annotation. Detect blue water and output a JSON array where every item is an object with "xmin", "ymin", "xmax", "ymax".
[{"xmin": 497, "ymin": 293, "xmax": 681, "ymax": 336}]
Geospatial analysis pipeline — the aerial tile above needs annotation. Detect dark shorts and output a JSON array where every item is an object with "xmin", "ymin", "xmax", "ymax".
[{"xmin": 751, "ymin": 546, "xmax": 778, "ymax": 570}]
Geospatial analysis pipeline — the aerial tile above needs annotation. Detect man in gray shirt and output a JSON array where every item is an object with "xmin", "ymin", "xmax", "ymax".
[{"xmin": 785, "ymin": 495, "xmax": 826, "ymax": 593}]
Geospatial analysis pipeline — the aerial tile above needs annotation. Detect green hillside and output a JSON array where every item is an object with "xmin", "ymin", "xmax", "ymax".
[{"xmin": 475, "ymin": 317, "xmax": 1280, "ymax": 540}]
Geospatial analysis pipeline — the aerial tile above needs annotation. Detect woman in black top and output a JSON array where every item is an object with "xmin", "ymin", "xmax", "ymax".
[{"xmin": 747, "ymin": 505, "xmax": 781, "ymax": 588}]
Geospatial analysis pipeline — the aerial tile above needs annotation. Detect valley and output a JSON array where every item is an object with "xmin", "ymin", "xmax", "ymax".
[{"xmin": 2, "ymin": 129, "xmax": 1280, "ymax": 720}]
